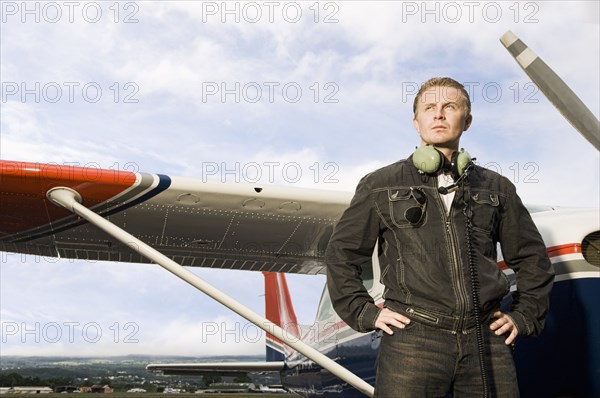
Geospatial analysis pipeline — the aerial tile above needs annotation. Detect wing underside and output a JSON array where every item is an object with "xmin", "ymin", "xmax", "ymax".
[{"xmin": 0, "ymin": 161, "xmax": 351, "ymax": 275}]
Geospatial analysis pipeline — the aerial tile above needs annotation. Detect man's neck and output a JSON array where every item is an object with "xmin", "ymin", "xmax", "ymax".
[
  {"xmin": 418, "ymin": 140, "xmax": 460, "ymax": 161},
  {"xmin": 429, "ymin": 145, "xmax": 459, "ymax": 161}
]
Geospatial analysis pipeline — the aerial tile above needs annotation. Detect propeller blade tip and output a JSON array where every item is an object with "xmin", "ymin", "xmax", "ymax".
[{"xmin": 500, "ymin": 30, "xmax": 518, "ymax": 48}]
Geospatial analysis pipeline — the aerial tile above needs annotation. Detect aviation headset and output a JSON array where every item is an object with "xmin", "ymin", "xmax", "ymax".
[{"xmin": 412, "ymin": 144, "xmax": 472, "ymax": 180}]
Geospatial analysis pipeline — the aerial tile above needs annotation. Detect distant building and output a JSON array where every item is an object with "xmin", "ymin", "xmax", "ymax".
[
  {"xmin": 0, "ymin": 387, "xmax": 53, "ymax": 394},
  {"xmin": 90, "ymin": 385, "xmax": 113, "ymax": 394}
]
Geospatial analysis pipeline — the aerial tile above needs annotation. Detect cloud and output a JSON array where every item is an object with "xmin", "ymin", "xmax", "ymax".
[
  {"xmin": 1, "ymin": 1, "xmax": 598, "ymax": 357},
  {"xmin": 0, "ymin": 257, "xmax": 323, "ymax": 356}
]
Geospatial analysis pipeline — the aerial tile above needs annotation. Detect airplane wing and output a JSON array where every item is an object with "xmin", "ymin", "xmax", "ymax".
[
  {"xmin": 0, "ymin": 161, "xmax": 374, "ymax": 396},
  {"xmin": 146, "ymin": 361, "xmax": 285, "ymax": 376},
  {"xmin": 0, "ymin": 159, "xmax": 375, "ymax": 396},
  {"xmin": 500, "ymin": 30, "xmax": 600, "ymax": 151},
  {"xmin": 0, "ymin": 160, "xmax": 351, "ymax": 275}
]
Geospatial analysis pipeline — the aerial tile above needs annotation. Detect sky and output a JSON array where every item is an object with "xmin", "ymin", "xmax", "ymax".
[{"xmin": 1, "ymin": 1, "xmax": 599, "ymax": 358}]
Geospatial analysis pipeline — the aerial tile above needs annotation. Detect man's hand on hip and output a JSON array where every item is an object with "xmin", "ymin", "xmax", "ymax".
[
  {"xmin": 375, "ymin": 308, "xmax": 411, "ymax": 335},
  {"xmin": 490, "ymin": 311, "xmax": 519, "ymax": 345}
]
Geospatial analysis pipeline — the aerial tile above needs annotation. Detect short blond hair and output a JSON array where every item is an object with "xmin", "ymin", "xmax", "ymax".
[{"xmin": 413, "ymin": 77, "xmax": 471, "ymax": 116}]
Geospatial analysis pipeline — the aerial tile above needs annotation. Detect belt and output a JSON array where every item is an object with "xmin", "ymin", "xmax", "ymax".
[{"xmin": 386, "ymin": 301, "xmax": 498, "ymax": 333}]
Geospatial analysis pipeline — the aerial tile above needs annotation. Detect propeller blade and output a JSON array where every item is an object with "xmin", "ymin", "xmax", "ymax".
[{"xmin": 500, "ymin": 30, "xmax": 600, "ymax": 151}]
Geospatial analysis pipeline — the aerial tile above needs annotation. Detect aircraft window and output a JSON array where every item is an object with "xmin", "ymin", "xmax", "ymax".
[{"xmin": 316, "ymin": 285, "xmax": 336, "ymax": 322}]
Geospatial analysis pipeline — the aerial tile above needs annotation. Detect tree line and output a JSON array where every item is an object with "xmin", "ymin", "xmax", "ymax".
[{"xmin": 0, "ymin": 372, "xmax": 73, "ymax": 388}]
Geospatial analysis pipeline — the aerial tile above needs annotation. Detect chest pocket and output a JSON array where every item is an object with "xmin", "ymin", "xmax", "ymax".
[
  {"xmin": 470, "ymin": 192, "xmax": 500, "ymax": 233},
  {"xmin": 387, "ymin": 188, "xmax": 427, "ymax": 229}
]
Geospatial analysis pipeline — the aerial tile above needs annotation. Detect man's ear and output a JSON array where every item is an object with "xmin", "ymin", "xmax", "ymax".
[
  {"xmin": 413, "ymin": 117, "xmax": 420, "ymax": 133},
  {"xmin": 464, "ymin": 114, "xmax": 473, "ymax": 131}
]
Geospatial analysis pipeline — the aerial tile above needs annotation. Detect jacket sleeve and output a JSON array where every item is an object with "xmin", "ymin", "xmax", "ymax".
[
  {"xmin": 498, "ymin": 181, "xmax": 555, "ymax": 337},
  {"xmin": 325, "ymin": 174, "xmax": 382, "ymax": 333}
]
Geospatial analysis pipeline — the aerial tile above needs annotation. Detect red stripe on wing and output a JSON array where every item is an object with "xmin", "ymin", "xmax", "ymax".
[{"xmin": 0, "ymin": 160, "xmax": 136, "ymax": 236}]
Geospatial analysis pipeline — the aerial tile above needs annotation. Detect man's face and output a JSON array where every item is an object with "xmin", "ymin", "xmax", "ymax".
[{"xmin": 413, "ymin": 86, "xmax": 472, "ymax": 151}]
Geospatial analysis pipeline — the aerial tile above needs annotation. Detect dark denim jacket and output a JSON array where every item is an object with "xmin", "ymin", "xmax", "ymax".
[{"xmin": 325, "ymin": 157, "xmax": 554, "ymax": 336}]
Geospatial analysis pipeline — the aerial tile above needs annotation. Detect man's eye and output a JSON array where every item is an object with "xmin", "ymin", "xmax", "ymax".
[{"xmin": 445, "ymin": 104, "xmax": 456, "ymax": 109}]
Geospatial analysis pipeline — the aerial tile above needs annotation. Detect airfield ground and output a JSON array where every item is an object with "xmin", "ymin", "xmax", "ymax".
[{"xmin": 9, "ymin": 395, "xmax": 299, "ymax": 398}]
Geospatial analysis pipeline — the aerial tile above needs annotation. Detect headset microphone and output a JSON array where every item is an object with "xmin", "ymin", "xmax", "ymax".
[
  {"xmin": 438, "ymin": 167, "xmax": 471, "ymax": 195},
  {"xmin": 438, "ymin": 170, "xmax": 467, "ymax": 195},
  {"xmin": 438, "ymin": 185, "xmax": 452, "ymax": 195}
]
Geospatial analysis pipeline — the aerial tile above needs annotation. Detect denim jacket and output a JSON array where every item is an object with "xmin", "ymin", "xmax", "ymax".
[{"xmin": 325, "ymin": 157, "xmax": 554, "ymax": 336}]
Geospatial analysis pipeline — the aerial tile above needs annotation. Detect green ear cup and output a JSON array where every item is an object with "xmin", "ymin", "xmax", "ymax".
[
  {"xmin": 412, "ymin": 145, "xmax": 443, "ymax": 174},
  {"xmin": 454, "ymin": 149, "xmax": 472, "ymax": 177}
]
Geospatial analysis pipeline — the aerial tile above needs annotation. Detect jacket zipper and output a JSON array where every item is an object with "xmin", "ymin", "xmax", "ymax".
[
  {"xmin": 435, "ymin": 182, "xmax": 469, "ymax": 333},
  {"xmin": 446, "ymin": 219, "xmax": 469, "ymax": 332}
]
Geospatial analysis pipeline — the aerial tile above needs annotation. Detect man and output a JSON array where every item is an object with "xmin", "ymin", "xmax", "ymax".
[{"xmin": 325, "ymin": 77, "xmax": 554, "ymax": 397}]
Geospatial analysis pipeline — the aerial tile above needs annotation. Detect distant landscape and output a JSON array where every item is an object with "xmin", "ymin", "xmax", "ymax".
[
  {"xmin": 0, "ymin": 395, "xmax": 292, "ymax": 398},
  {"xmin": 0, "ymin": 355, "xmax": 286, "ymax": 394}
]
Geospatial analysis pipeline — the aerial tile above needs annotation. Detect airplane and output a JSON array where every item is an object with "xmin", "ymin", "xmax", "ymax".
[{"xmin": 1, "ymin": 31, "xmax": 599, "ymax": 397}]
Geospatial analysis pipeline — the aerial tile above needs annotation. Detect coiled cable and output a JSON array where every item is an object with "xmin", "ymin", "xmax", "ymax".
[{"xmin": 463, "ymin": 182, "xmax": 490, "ymax": 398}]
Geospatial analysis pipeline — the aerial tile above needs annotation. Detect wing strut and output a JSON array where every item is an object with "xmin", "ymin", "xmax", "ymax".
[{"xmin": 46, "ymin": 187, "xmax": 374, "ymax": 398}]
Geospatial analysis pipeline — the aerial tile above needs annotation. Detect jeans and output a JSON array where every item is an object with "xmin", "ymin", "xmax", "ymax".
[{"xmin": 374, "ymin": 320, "xmax": 519, "ymax": 397}]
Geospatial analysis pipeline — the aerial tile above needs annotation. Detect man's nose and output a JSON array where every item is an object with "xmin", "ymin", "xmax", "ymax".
[{"xmin": 434, "ymin": 106, "xmax": 445, "ymax": 119}]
